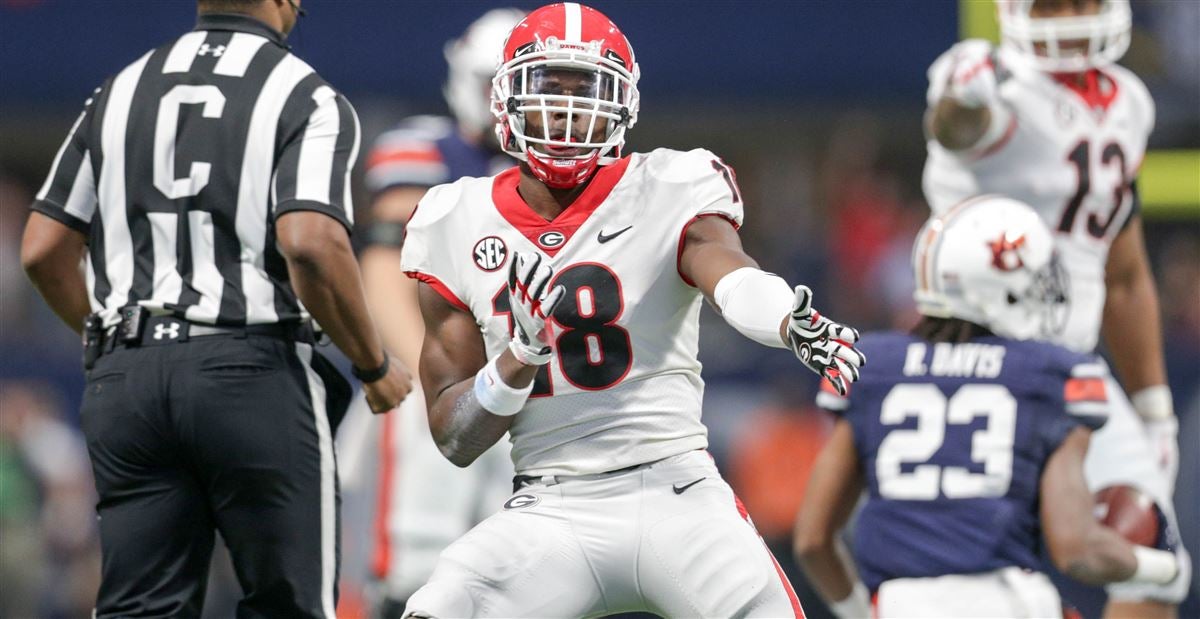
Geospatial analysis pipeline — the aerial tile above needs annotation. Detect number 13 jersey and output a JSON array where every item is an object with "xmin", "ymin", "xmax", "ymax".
[
  {"xmin": 401, "ymin": 148, "xmax": 744, "ymax": 476},
  {"xmin": 923, "ymin": 41, "xmax": 1155, "ymax": 353}
]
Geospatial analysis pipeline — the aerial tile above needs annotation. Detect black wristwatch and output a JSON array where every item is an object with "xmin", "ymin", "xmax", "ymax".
[{"xmin": 352, "ymin": 355, "xmax": 390, "ymax": 383}]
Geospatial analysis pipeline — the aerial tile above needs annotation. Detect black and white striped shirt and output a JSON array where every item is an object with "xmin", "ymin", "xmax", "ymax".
[{"xmin": 32, "ymin": 14, "xmax": 359, "ymax": 327}]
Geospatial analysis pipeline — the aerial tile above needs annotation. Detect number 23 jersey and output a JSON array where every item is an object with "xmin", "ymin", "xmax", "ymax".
[
  {"xmin": 923, "ymin": 41, "xmax": 1155, "ymax": 353},
  {"xmin": 401, "ymin": 148, "xmax": 744, "ymax": 477},
  {"xmin": 818, "ymin": 332, "xmax": 1110, "ymax": 591}
]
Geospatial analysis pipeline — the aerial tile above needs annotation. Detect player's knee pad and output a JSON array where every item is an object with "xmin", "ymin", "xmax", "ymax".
[{"xmin": 401, "ymin": 581, "xmax": 477, "ymax": 619}]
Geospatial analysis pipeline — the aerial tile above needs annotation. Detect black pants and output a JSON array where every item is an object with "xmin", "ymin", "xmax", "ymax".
[{"xmin": 81, "ymin": 334, "xmax": 351, "ymax": 618}]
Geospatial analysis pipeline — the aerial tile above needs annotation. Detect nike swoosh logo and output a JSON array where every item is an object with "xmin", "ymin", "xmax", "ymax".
[
  {"xmin": 597, "ymin": 225, "xmax": 633, "ymax": 244},
  {"xmin": 672, "ymin": 477, "xmax": 706, "ymax": 495}
]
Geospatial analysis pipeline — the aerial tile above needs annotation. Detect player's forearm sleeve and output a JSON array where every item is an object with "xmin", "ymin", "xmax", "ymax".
[{"xmin": 713, "ymin": 267, "xmax": 792, "ymax": 349}]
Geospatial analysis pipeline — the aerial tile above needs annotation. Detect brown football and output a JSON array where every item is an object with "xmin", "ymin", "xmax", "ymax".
[{"xmin": 1094, "ymin": 484, "xmax": 1159, "ymax": 547}]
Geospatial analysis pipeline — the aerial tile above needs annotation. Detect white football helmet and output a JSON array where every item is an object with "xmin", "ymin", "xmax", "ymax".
[
  {"xmin": 912, "ymin": 195, "xmax": 1069, "ymax": 341},
  {"xmin": 997, "ymin": 0, "xmax": 1131, "ymax": 73},
  {"xmin": 444, "ymin": 8, "xmax": 527, "ymax": 137}
]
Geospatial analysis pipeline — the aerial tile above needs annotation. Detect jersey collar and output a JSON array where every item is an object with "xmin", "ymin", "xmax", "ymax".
[
  {"xmin": 195, "ymin": 13, "xmax": 289, "ymax": 49},
  {"xmin": 491, "ymin": 156, "xmax": 632, "ymax": 257},
  {"xmin": 1052, "ymin": 69, "xmax": 1119, "ymax": 114}
]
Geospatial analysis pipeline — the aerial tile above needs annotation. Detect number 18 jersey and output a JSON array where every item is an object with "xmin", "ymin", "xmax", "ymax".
[
  {"xmin": 401, "ymin": 148, "xmax": 744, "ymax": 477},
  {"xmin": 923, "ymin": 41, "xmax": 1155, "ymax": 353},
  {"xmin": 817, "ymin": 332, "xmax": 1110, "ymax": 592}
]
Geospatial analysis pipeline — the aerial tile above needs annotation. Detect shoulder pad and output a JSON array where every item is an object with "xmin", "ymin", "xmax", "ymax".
[
  {"xmin": 1107, "ymin": 65, "xmax": 1155, "ymax": 135},
  {"xmin": 643, "ymin": 147, "xmax": 722, "ymax": 182}
]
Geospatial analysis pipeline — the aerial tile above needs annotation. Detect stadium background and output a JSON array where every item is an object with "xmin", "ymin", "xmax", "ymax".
[{"xmin": 0, "ymin": 1, "xmax": 1195, "ymax": 617}]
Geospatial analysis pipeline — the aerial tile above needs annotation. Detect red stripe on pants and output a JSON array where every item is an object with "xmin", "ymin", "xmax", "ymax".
[
  {"xmin": 732, "ymin": 494, "xmax": 805, "ymax": 618},
  {"xmin": 370, "ymin": 411, "xmax": 396, "ymax": 578}
]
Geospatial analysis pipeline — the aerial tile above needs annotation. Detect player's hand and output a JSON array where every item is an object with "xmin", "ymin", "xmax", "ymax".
[
  {"xmin": 1144, "ymin": 417, "xmax": 1180, "ymax": 487},
  {"xmin": 362, "ymin": 353, "xmax": 413, "ymax": 414},
  {"xmin": 506, "ymin": 251, "xmax": 566, "ymax": 366},
  {"xmin": 785, "ymin": 285, "xmax": 865, "ymax": 396},
  {"xmin": 944, "ymin": 44, "xmax": 998, "ymax": 108}
]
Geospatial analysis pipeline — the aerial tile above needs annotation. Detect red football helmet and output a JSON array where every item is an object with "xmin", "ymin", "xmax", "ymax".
[{"xmin": 491, "ymin": 2, "xmax": 640, "ymax": 188}]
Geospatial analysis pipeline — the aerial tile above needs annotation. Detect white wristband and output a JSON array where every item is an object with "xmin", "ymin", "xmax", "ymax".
[
  {"xmin": 828, "ymin": 581, "xmax": 871, "ymax": 619},
  {"xmin": 1129, "ymin": 546, "xmax": 1178, "ymax": 585},
  {"xmin": 1130, "ymin": 385, "xmax": 1174, "ymax": 422},
  {"xmin": 473, "ymin": 355, "xmax": 533, "ymax": 417}
]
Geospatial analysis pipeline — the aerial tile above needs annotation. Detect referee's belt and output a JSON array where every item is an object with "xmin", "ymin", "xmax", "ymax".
[{"xmin": 107, "ymin": 310, "xmax": 316, "ymax": 349}]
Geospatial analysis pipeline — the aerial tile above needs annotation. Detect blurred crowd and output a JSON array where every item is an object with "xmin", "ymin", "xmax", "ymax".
[{"xmin": 0, "ymin": 2, "xmax": 1196, "ymax": 618}]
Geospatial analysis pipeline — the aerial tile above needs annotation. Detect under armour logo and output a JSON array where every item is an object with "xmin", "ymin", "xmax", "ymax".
[
  {"xmin": 154, "ymin": 323, "xmax": 181, "ymax": 340},
  {"xmin": 198, "ymin": 44, "xmax": 226, "ymax": 57}
]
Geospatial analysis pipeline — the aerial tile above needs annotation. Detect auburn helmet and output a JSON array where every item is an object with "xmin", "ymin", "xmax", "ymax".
[
  {"xmin": 444, "ymin": 8, "xmax": 526, "ymax": 138},
  {"xmin": 491, "ymin": 2, "xmax": 640, "ymax": 188},
  {"xmin": 912, "ymin": 195, "xmax": 1069, "ymax": 341}
]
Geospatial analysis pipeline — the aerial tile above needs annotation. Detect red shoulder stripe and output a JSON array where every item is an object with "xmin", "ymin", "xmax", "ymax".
[
  {"xmin": 368, "ymin": 148, "xmax": 444, "ymax": 170},
  {"xmin": 1064, "ymin": 377, "xmax": 1107, "ymax": 403}
]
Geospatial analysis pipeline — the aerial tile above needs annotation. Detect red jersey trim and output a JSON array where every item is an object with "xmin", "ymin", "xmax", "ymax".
[
  {"xmin": 1065, "ymin": 377, "xmax": 1108, "ymax": 403},
  {"xmin": 1054, "ymin": 69, "xmax": 1119, "ymax": 113},
  {"xmin": 405, "ymin": 270, "xmax": 470, "ymax": 313},
  {"xmin": 490, "ymin": 157, "xmax": 632, "ymax": 257},
  {"xmin": 676, "ymin": 213, "xmax": 742, "ymax": 288}
]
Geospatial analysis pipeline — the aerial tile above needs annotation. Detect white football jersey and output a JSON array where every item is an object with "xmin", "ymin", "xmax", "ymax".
[
  {"xmin": 402, "ymin": 148, "xmax": 745, "ymax": 476},
  {"xmin": 923, "ymin": 41, "xmax": 1155, "ymax": 353}
]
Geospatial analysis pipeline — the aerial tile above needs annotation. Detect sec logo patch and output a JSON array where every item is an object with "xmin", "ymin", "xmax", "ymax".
[
  {"xmin": 503, "ymin": 494, "xmax": 540, "ymax": 510},
  {"xmin": 473, "ymin": 236, "xmax": 508, "ymax": 272},
  {"xmin": 536, "ymin": 230, "xmax": 566, "ymax": 249}
]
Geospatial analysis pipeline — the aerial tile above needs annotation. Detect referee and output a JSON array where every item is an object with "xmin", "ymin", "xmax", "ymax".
[{"xmin": 20, "ymin": 1, "xmax": 411, "ymax": 617}]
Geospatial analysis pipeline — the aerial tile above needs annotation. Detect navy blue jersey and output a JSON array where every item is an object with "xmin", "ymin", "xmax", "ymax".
[
  {"xmin": 817, "ymin": 332, "xmax": 1110, "ymax": 592},
  {"xmin": 365, "ymin": 115, "xmax": 511, "ymax": 192}
]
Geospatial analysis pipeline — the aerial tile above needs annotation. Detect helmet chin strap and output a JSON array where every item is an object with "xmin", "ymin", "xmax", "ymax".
[{"xmin": 287, "ymin": 0, "xmax": 306, "ymax": 18}]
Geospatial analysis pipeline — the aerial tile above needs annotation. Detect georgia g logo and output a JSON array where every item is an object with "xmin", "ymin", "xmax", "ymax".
[
  {"xmin": 503, "ymin": 494, "xmax": 540, "ymax": 510},
  {"xmin": 536, "ymin": 231, "xmax": 566, "ymax": 249},
  {"xmin": 473, "ymin": 236, "xmax": 508, "ymax": 272}
]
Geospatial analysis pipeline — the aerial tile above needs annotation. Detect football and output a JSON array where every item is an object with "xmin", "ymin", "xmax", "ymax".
[{"xmin": 1094, "ymin": 484, "xmax": 1160, "ymax": 547}]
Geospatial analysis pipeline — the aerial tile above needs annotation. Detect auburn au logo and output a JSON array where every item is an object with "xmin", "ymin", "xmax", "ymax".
[{"xmin": 987, "ymin": 232, "xmax": 1027, "ymax": 272}]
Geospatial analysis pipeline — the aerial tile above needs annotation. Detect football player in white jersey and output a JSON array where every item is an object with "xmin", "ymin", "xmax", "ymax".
[
  {"xmin": 923, "ymin": 0, "xmax": 1189, "ymax": 615},
  {"xmin": 337, "ymin": 9, "xmax": 524, "ymax": 616},
  {"xmin": 398, "ymin": 3, "xmax": 865, "ymax": 617}
]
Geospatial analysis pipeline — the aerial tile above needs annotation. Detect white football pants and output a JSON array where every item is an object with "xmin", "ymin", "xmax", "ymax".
[
  {"xmin": 875, "ymin": 567, "xmax": 1062, "ymax": 618},
  {"xmin": 402, "ymin": 449, "xmax": 804, "ymax": 618}
]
